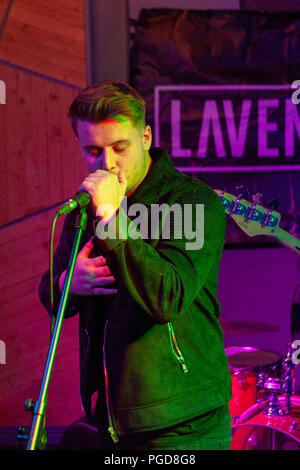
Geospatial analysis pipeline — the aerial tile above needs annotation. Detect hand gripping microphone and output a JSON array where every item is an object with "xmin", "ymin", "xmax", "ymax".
[{"xmin": 57, "ymin": 191, "xmax": 91, "ymax": 215}]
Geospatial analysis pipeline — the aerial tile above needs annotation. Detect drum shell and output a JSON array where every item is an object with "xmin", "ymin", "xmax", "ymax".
[
  {"xmin": 225, "ymin": 347, "xmax": 282, "ymax": 421},
  {"xmin": 231, "ymin": 396, "xmax": 300, "ymax": 450}
]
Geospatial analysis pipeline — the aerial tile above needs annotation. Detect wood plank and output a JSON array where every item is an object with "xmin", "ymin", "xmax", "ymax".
[
  {"xmin": 0, "ymin": 326, "xmax": 81, "ymax": 426},
  {"xmin": 0, "ymin": 0, "xmax": 86, "ymax": 88},
  {"xmin": 10, "ymin": 0, "xmax": 85, "ymax": 42},
  {"xmin": 59, "ymin": 86, "xmax": 88, "ymax": 196},
  {"xmin": 0, "ymin": 66, "xmax": 86, "ymax": 226},
  {"xmin": 0, "ymin": 209, "xmax": 82, "ymax": 426},
  {"xmin": 0, "ymin": 42, "xmax": 86, "ymax": 87},
  {"xmin": 2, "ymin": 29, "xmax": 86, "ymax": 72},
  {"xmin": 18, "ymin": 0, "xmax": 85, "ymax": 29},
  {"xmin": 0, "ymin": 0, "xmax": 10, "ymax": 23},
  {"xmin": 45, "ymin": 81, "xmax": 88, "ymax": 204},
  {"xmin": 0, "ymin": 0, "xmax": 88, "ymax": 428},
  {"xmin": 0, "ymin": 209, "xmax": 64, "ymax": 316},
  {"xmin": 51, "ymin": 0, "xmax": 84, "ymax": 14},
  {"xmin": 4, "ymin": 17, "xmax": 85, "ymax": 59}
]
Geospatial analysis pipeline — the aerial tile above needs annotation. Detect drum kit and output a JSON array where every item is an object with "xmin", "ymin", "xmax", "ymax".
[
  {"xmin": 221, "ymin": 315, "xmax": 300, "ymax": 450},
  {"xmin": 215, "ymin": 186, "xmax": 300, "ymax": 449}
]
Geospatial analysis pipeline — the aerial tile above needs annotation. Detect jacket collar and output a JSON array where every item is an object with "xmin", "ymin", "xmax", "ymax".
[{"xmin": 128, "ymin": 147, "xmax": 175, "ymax": 206}]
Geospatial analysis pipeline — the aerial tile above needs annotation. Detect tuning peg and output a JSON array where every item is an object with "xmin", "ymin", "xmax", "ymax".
[
  {"xmin": 251, "ymin": 192, "xmax": 263, "ymax": 204},
  {"xmin": 235, "ymin": 185, "xmax": 250, "ymax": 199},
  {"xmin": 267, "ymin": 198, "xmax": 280, "ymax": 211}
]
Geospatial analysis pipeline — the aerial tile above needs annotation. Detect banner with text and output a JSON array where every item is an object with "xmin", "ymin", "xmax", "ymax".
[{"xmin": 131, "ymin": 9, "xmax": 300, "ymax": 246}]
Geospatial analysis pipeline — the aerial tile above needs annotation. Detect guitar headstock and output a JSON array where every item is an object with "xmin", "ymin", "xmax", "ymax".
[{"xmin": 214, "ymin": 189, "xmax": 281, "ymax": 237}]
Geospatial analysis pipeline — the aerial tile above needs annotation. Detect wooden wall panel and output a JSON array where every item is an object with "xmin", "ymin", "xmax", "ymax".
[
  {"xmin": 0, "ymin": 209, "xmax": 82, "ymax": 426},
  {"xmin": 0, "ymin": 1, "xmax": 10, "ymax": 21},
  {"xmin": 0, "ymin": 64, "xmax": 87, "ymax": 227},
  {"xmin": 0, "ymin": 0, "xmax": 86, "ymax": 88},
  {"xmin": 0, "ymin": 0, "xmax": 88, "ymax": 429}
]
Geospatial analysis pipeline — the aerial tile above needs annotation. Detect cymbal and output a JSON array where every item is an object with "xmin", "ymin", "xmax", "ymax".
[{"xmin": 220, "ymin": 316, "xmax": 281, "ymax": 334}]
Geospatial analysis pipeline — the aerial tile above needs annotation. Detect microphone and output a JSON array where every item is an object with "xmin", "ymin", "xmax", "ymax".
[{"xmin": 57, "ymin": 191, "xmax": 91, "ymax": 215}]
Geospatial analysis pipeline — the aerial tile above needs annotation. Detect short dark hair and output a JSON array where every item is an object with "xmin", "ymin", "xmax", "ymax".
[{"xmin": 68, "ymin": 80, "xmax": 146, "ymax": 136}]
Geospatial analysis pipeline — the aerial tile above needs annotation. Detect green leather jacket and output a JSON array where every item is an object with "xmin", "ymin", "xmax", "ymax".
[{"xmin": 39, "ymin": 148, "xmax": 232, "ymax": 440}]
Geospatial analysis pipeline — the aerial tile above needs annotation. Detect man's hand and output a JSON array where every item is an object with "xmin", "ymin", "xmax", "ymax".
[
  {"xmin": 80, "ymin": 170, "xmax": 127, "ymax": 223},
  {"xmin": 59, "ymin": 239, "xmax": 118, "ymax": 296}
]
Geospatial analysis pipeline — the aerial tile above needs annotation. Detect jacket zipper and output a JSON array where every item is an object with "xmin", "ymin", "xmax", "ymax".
[
  {"xmin": 103, "ymin": 320, "xmax": 119, "ymax": 443},
  {"xmin": 167, "ymin": 322, "xmax": 188, "ymax": 373},
  {"xmin": 102, "ymin": 320, "xmax": 187, "ymax": 443}
]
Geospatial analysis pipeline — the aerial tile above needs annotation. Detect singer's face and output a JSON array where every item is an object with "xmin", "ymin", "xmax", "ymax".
[{"xmin": 75, "ymin": 117, "xmax": 152, "ymax": 195}]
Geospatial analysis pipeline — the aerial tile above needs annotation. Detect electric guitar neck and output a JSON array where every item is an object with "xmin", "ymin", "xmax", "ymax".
[{"xmin": 214, "ymin": 189, "xmax": 300, "ymax": 257}]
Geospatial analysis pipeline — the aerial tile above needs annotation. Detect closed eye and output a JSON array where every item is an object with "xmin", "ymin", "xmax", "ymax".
[
  {"xmin": 113, "ymin": 145, "xmax": 127, "ymax": 153},
  {"xmin": 85, "ymin": 146, "xmax": 103, "ymax": 157}
]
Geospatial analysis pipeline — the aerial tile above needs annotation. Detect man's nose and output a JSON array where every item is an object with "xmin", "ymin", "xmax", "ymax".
[{"xmin": 99, "ymin": 149, "xmax": 117, "ymax": 172}]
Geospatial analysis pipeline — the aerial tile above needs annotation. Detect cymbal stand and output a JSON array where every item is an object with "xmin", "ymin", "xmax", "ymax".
[{"xmin": 257, "ymin": 343, "xmax": 295, "ymax": 418}]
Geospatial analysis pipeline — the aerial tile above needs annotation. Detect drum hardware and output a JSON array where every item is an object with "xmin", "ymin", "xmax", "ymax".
[
  {"xmin": 231, "ymin": 344, "xmax": 300, "ymax": 450},
  {"xmin": 226, "ymin": 347, "xmax": 283, "ymax": 422},
  {"xmin": 289, "ymin": 421, "xmax": 300, "ymax": 433},
  {"xmin": 262, "ymin": 391, "xmax": 282, "ymax": 417},
  {"xmin": 281, "ymin": 343, "xmax": 296, "ymax": 415},
  {"xmin": 256, "ymin": 376, "xmax": 284, "ymax": 416},
  {"xmin": 256, "ymin": 343, "xmax": 296, "ymax": 417},
  {"xmin": 232, "ymin": 415, "xmax": 240, "ymax": 424},
  {"xmin": 231, "ymin": 395, "xmax": 300, "ymax": 450},
  {"xmin": 234, "ymin": 399, "xmax": 269, "ymax": 425}
]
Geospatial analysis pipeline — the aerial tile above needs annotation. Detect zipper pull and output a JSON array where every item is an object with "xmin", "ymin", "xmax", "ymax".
[
  {"xmin": 108, "ymin": 425, "xmax": 119, "ymax": 443},
  {"xmin": 168, "ymin": 322, "xmax": 189, "ymax": 374},
  {"xmin": 180, "ymin": 360, "xmax": 188, "ymax": 374}
]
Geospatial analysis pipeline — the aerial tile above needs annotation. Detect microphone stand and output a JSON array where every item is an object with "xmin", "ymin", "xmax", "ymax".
[{"xmin": 25, "ymin": 208, "xmax": 88, "ymax": 450}]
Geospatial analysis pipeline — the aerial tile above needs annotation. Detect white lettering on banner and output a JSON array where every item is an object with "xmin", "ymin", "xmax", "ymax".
[
  {"xmin": 285, "ymin": 100, "xmax": 300, "ymax": 156},
  {"xmin": 223, "ymin": 99, "xmax": 252, "ymax": 157},
  {"xmin": 155, "ymin": 85, "xmax": 300, "ymax": 169},
  {"xmin": 170, "ymin": 97, "xmax": 300, "ymax": 159},
  {"xmin": 258, "ymin": 99, "xmax": 279, "ymax": 157},
  {"xmin": 171, "ymin": 100, "xmax": 191, "ymax": 157},
  {"xmin": 197, "ymin": 100, "xmax": 226, "ymax": 158}
]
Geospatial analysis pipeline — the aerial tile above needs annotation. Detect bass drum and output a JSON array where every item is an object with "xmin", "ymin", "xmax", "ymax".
[{"xmin": 231, "ymin": 395, "xmax": 300, "ymax": 450}]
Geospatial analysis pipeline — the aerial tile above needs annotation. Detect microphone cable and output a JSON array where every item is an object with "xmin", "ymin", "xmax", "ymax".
[{"xmin": 49, "ymin": 212, "xmax": 60, "ymax": 338}]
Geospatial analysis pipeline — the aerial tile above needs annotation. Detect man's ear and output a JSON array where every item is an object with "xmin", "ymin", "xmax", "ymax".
[{"xmin": 143, "ymin": 125, "xmax": 152, "ymax": 151}]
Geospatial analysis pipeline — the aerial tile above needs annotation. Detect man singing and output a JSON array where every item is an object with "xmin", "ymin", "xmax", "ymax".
[{"xmin": 39, "ymin": 80, "xmax": 232, "ymax": 450}]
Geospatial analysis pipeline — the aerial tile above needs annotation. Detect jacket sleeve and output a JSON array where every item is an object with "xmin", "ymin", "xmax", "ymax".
[
  {"xmin": 39, "ymin": 213, "xmax": 84, "ymax": 318},
  {"xmin": 95, "ymin": 184, "xmax": 226, "ymax": 324}
]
